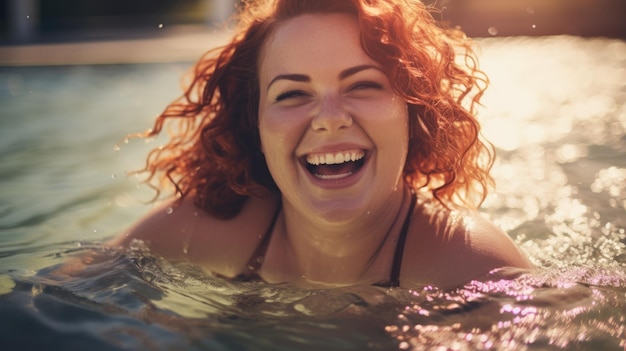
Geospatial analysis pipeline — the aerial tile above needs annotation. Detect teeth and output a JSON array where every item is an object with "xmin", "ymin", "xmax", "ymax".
[{"xmin": 306, "ymin": 150, "xmax": 364, "ymax": 166}]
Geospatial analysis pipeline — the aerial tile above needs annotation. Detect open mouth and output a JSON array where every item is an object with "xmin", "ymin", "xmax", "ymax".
[{"xmin": 301, "ymin": 150, "xmax": 367, "ymax": 180}]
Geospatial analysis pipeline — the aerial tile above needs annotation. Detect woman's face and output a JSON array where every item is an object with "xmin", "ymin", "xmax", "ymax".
[{"xmin": 257, "ymin": 13, "xmax": 409, "ymax": 223}]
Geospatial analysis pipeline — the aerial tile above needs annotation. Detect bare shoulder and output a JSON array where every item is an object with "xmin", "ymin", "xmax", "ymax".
[
  {"xmin": 400, "ymin": 198, "xmax": 532, "ymax": 289},
  {"xmin": 109, "ymin": 193, "xmax": 281, "ymax": 277}
]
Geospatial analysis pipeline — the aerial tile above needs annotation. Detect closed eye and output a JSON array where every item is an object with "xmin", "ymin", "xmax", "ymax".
[
  {"xmin": 275, "ymin": 90, "xmax": 309, "ymax": 102},
  {"xmin": 346, "ymin": 81, "xmax": 385, "ymax": 98},
  {"xmin": 349, "ymin": 81, "xmax": 384, "ymax": 91}
]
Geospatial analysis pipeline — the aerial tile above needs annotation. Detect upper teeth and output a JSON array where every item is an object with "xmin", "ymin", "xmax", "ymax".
[{"xmin": 306, "ymin": 150, "xmax": 365, "ymax": 166}]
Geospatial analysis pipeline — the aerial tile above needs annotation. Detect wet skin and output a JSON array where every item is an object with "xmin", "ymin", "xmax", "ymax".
[{"xmin": 98, "ymin": 13, "xmax": 532, "ymax": 288}]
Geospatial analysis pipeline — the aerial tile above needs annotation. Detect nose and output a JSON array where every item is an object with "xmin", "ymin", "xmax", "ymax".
[{"xmin": 311, "ymin": 95, "xmax": 353, "ymax": 132}]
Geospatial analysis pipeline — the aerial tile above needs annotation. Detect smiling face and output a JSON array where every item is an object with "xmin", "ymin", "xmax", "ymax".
[{"xmin": 258, "ymin": 13, "xmax": 409, "ymax": 224}]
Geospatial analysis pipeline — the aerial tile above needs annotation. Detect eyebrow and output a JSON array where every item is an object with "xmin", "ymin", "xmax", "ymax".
[
  {"xmin": 267, "ymin": 74, "xmax": 310, "ymax": 91},
  {"xmin": 266, "ymin": 64, "xmax": 383, "ymax": 91},
  {"xmin": 339, "ymin": 64, "xmax": 382, "ymax": 80}
]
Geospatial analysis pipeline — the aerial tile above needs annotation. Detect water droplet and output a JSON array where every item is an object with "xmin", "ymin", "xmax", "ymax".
[
  {"xmin": 111, "ymin": 173, "xmax": 117, "ymax": 179},
  {"xmin": 124, "ymin": 138, "xmax": 129, "ymax": 144},
  {"xmin": 26, "ymin": 15, "xmax": 30, "ymax": 19},
  {"xmin": 531, "ymin": 24, "xmax": 536, "ymax": 29},
  {"xmin": 183, "ymin": 247, "xmax": 189, "ymax": 254},
  {"xmin": 165, "ymin": 207, "xmax": 174, "ymax": 214},
  {"xmin": 158, "ymin": 23, "xmax": 164, "ymax": 29},
  {"xmin": 31, "ymin": 284, "xmax": 43, "ymax": 296},
  {"xmin": 113, "ymin": 144, "xmax": 121, "ymax": 152},
  {"xmin": 193, "ymin": 211, "xmax": 199, "ymax": 217},
  {"xmin": 488, "ymin": 27, "xmax": 498, "ymax": 36}
]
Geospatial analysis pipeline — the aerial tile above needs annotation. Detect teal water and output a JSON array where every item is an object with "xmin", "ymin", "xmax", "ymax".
[{"xmin": 0, "ymin": 36, "xmax": 625, "ymax": 350}]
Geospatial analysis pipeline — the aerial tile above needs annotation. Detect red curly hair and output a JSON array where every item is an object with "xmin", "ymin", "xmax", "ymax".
[{"xmin": 135, "ymin": 0, "xmax": 494, "ymax": 219}]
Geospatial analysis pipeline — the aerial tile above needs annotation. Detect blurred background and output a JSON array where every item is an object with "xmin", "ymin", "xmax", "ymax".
[
  {"xmin": 439, "ymin": 0, "xmax": 626, "ymax": 38},
  {"xmin": 0, "ymin": 0, "xmax": 624, "ymax": 44},
  {"xmin": 0, "ymin": 3, "xmax": 624, "ymax": 349},
  {"xmin": 0, "ymin": 0, "xmax": 232, "ymax": 43}
]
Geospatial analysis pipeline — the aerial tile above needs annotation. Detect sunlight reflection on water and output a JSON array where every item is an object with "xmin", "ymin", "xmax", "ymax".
[
  {"xmin": 0, "ymin": 35, "xmax": 625, "ymax": 350},
  {"xmin": 476, "ymin": 36, "xmax": 626, "ymax": 275},
  {"xmin": 479, "ymin": 36, "xmax": 625, "ymax": 152}
]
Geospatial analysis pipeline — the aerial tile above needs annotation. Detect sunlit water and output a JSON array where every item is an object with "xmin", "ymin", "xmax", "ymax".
[{"xmin": 0, "ymin": 35, "xmax": 625, "ymax": 350}]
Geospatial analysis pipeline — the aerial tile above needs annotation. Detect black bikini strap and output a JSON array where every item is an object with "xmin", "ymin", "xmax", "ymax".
[
  {"xmin": 388, "ymin": 191, "xmax": 417, "ymax": 288},
  {"xmin": 245, "ymin": 200, "xmax": 282, "ymax": 273}
]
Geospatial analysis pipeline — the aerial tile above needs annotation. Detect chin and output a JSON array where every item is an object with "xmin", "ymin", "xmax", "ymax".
[{"xmin": 306, "ymin": 195, "xmax": 373, "ymax": 225}]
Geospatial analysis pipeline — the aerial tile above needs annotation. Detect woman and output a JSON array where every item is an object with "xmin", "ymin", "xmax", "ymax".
[{"xmin": 110, "ymin": 0, "xmax": 531, "ymax": 288}]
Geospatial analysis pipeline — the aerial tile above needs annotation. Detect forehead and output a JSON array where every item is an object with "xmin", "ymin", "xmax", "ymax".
[{"xmin": 259, "ymin": 13, "xmax": 376, "ymax": 81}]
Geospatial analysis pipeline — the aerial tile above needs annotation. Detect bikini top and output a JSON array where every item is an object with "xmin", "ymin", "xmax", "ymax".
[{"xmin": 242, "ymin": 192, "xmax": 417, "ymax": 288}]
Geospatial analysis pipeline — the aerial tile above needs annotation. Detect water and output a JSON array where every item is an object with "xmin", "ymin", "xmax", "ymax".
[{"xmin": 1, "ymin": 35, "xmax": 625, "ymax": 350}]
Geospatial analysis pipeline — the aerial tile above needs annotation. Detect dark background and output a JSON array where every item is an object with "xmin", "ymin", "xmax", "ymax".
[
  {"xmin": 0, "ymin": 0, "xmax": 625, "ymax": 43},
  {"xmin": 8, "ymin": 0, "xmax": 206, "ymax": 30},
  {"xmin": 439, "ymin": 0, "xmax": 626, "ymax": 38}
]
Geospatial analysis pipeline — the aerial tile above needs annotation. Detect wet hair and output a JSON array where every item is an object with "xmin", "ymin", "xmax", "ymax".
[{"xmin": 135, "ymin": 0, "xmax": 494, "ymax": 219}]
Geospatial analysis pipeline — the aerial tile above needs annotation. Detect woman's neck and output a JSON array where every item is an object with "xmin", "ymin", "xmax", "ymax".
[{"xmin": 277, "ymin": 184, "xmax": 412, "ymax": 285}]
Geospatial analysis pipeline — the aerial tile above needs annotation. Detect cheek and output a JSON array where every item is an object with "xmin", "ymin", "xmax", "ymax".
[
  {"xmin": 259, "ymin": 105, "xmax": 311, "ymax": 148},
  {"xmin": 257, "ymin": 102, "xmax": 285, "ymax": 155},
  {"xmin": 258, "ymin": 116, "xmax": 279, "ymax": 161},
  {"xmin": 259, "ymin": 112, "xmax": 288, "ymax": 150},
  {"xmin": 374, "ymin": 102, "xmax": 410, "ymax": 163},
  {"xmin": 257, "ymin": 110, "xmax": 302, "ymax": 172},
  {"xmin": 362, "ymin": 100, "xmax": 409, "ymax": 140},
  {"xmin": 395, "ymin": 105, "xmax": 410, "ymax": 154},
  {"xmin": 258, "ymin": 118, "xmax": 283, "ymax": 182}
]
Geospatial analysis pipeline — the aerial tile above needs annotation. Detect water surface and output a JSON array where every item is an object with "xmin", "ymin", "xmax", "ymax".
[{"xmin": 0, "ymin": 35, "xmax": 625, "ymax": 350}]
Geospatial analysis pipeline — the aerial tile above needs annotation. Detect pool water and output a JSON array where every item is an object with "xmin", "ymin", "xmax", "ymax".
[{"xmin": 0, "ymin": 35, "xmax": 625, "ymax": 350}]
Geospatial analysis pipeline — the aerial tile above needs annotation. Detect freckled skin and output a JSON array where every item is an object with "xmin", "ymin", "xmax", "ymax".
[
  {"xmin": 86, "ymin": 14, "xmax": 532, "ymax": 289},
  {"xmin": 258, "ymin": 13, "xmax": 409, "ymax": 225}
]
